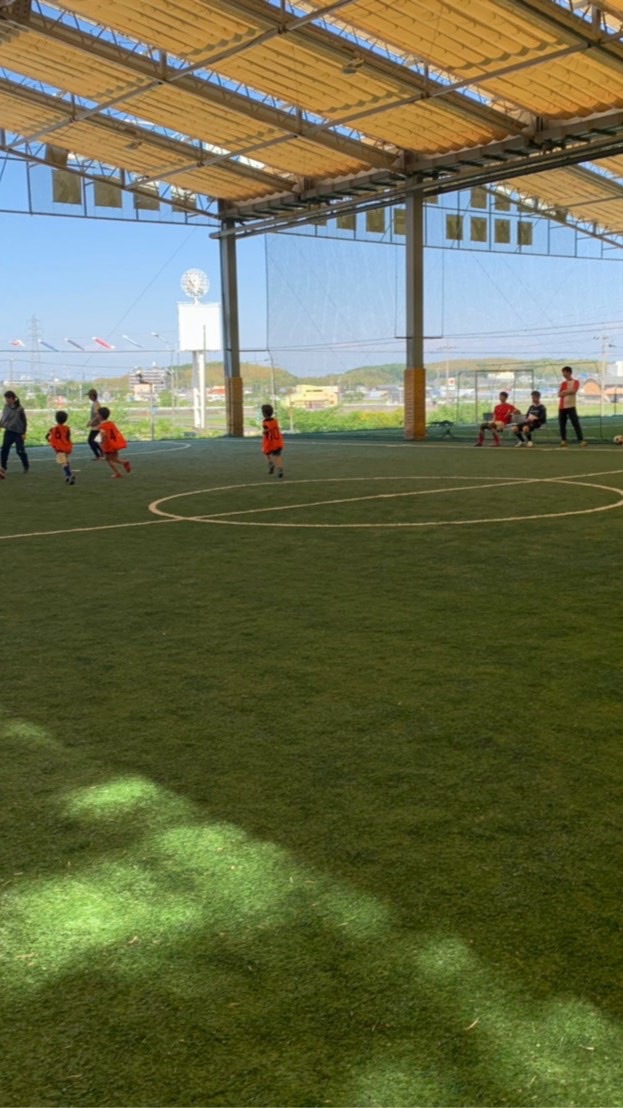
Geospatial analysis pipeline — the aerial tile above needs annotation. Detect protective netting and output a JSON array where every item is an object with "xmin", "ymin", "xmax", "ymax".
[
  {"xmin": 266, "ymin": 232, "xmax": 411, "ymax": 377},
  {"xmin": 264, "ymin": 215, "xmax": 623, "ymax": 439}
]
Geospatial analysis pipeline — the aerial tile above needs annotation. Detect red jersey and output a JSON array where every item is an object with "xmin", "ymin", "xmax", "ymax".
[
  {"xmin": 558, "ymin": 376, "xmax": 579, "ymax": 410},
  {"xmin": 47, "ymin": 424, "xmax": 72, "ymax": 454},
  {"xmin": 493, "ymin": 402, "xmax": 517, "ymax": 425},
  {"xmin": 99, "ymin": 419, "xmax": 128, "ymax": 454},
  {"xmin": 262, "ymin": 416, "xmax": 284, "ymax": 455}
]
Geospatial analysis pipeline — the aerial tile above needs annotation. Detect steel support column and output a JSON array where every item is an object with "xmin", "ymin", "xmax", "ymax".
[
  {"xmin": 404, "ymin": 191, "xmax": 426, "ymax": 441},
  {"xmin": 219, "ymin": 205, "xmax": 243, "ymax": 436}
]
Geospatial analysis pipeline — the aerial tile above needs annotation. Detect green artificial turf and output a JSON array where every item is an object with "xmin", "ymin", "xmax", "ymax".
[{"xmin": 1, "ymin": 435, "xmax": 622, "ymax": 1107}]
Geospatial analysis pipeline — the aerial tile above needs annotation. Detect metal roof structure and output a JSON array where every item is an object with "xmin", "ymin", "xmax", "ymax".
[{"xmin": 4, "ymin": 0, "xmax": 623, "ymax": 236}]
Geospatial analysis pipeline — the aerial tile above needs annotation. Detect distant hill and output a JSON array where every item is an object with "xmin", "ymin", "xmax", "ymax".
[{"xmin": 88, "ymin": 356, "xmax": 601, "ymax": 393}]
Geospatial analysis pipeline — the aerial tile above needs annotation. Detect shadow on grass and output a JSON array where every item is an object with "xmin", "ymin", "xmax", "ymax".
[{"xmin": 2, "ymin": 723, "xmax": 622, "ymax": 1107}]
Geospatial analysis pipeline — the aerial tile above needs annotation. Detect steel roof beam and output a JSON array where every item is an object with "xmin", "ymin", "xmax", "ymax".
[
  {"xmin": 0, "ymin": 76, "xmax": 283, "ymax": 190},
  {"xmin": 7, "ymin": 0, "xmax": 524, "ymax": 149},
  {"xmin": 223, "ymin": 108, "xmax": 623, "ymax": 225},
  {"xmin": 211, "ymin": 0, "xmax": 523, "ymax": 135},
  {"xmin": 498, "ymin": 0, "xmax": 623, "ymax": 75},
  {"xmin": 3, "ymin": 10, "xmax": 395, "ymax": 171},
  {"xmin": 0, "ymin": 140, "xmax": 220, "ymax": 220}
]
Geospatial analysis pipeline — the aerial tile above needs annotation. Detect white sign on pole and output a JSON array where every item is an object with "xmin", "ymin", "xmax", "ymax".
[{"xmin": 178, "ymin": 302, "xmax": 221, "ymax": 352}]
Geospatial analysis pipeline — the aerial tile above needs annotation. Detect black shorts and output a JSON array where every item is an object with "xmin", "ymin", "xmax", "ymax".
[{"xmin": 267, "ymin": 448, "xmax": 282, "ymax": 458}]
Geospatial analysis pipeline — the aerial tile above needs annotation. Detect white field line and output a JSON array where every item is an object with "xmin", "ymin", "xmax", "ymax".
[
  {"xmin": 150, "ymin": 475, "xmax": 623, "ymax": 530},
  {"xmin": 0, "ymin": 473, "xmax": 621, "ymax": 542},
  {"xmin": 190, "ymin": 480, "xmax": 540, "ymax": 520}
]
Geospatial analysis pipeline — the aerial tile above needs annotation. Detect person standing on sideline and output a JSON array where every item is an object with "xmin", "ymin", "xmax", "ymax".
[
  {"xmin": 261, "ymin": 403, "xmax": 284, "ymax": 477},
  {"xmin": 0, "ymin": 390, "xmax": 29, "ymax": 479},
  {"xmin": 558, "ymin": 366, "xmax": 586, "ymax": 447},
  {"xmin": 46, "ymin": 411, "xmax": 76, "ymax": 485},
  {"xmin": 86, "ymin": 388, "xmax": 104, "ymax": 459},
  {"xmin": 474, "ymin": 391, "xmax": 520, "ymax": 447},
  {"xmin": 97, "ymin": 407, "xmax": 132, "ymax": 478}
]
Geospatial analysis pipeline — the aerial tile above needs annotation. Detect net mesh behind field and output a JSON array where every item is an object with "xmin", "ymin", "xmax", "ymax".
[
  {"xmin": 265, "ymin": 232, "xmax": 409, "ymax": 377},
  {"xmin": 264, "ymin": 223, "xmax": 623, "ymax": 440}
]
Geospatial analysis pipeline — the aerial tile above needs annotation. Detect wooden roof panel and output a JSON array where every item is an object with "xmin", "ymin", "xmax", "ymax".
[
  {"xmin": 3, "ymin": 0, "xmax": 623, "ymax": 227},
  {"xmin": 0, "ymin": 87, "xmax": 67, "ymax": 133},
  {"xmin": 54, "ymin": 0, "xmax": 258, "ymax": 62},
  {"xmin": 47, "ymin": 120, "xmax": 277, "ymax": 200},
  {"xmin": 0, "ymin": 25, "xmax": 143, "ymax": 99}
]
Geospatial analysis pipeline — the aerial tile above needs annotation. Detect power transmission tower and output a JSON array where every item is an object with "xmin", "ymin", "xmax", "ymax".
[{"xmin": 29, "ymin": 315, "xmax": 43, "ymax": 380}]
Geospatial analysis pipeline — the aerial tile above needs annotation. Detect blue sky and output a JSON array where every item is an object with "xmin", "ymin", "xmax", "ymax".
[
  {"xmin": 0, "ymin": 209, "xmax": 270, "ymax": 380},
  {"xmin": 3, "ymin": 188, "xmax": 623, "ymax": 381}
]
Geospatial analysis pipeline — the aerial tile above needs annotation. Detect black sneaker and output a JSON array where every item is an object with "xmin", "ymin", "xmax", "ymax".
[
  {"xmin": 268, "ymin": 464, "xmax": 275, "ymax": 475},
  {"xmin": 278, "ymin": 471, "xmax": 284, "ymax": 479}
]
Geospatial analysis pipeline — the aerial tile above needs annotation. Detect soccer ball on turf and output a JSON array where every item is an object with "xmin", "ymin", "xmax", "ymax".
[{"xmin": 614, "ymin": 435, "xmax": 623, "ymax": 445}]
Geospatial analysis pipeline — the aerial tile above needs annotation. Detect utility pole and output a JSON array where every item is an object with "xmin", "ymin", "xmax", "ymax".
[
  {"xmin": 595, "ymin": 333, "xmax": 614, "ymax": 418},
  {"xmin": 29, "ymin": 315, "xmax": 43, "ymax": 381}
]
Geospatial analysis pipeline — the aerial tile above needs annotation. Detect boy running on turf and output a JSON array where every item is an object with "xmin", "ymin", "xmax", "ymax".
[
  {"xmin": 475, "ymin": 391, "xmax": 521, "ymax": 446},
  {"xmin": 98, "ymin": 407, "xmax": 132, "ymax": 478},
  {"xmin": 261, "ymin": 403, "xmax": 284, "ymax": 478},
  {"xmin": 45, "ymin": 410, "xmax": 75, "ymax": 484}
]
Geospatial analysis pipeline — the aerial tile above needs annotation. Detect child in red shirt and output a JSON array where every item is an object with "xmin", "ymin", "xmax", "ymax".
[
  {"xmin": 46, "ymin": 410, "xmax": 75, "ymax": 485},
  {"xmin": 98, "ymin": 407, "xmax": 132, "ymax": 478},
  {"xmin": 475, "ymin": 391, "xmax": 520, "ymax": 446}
]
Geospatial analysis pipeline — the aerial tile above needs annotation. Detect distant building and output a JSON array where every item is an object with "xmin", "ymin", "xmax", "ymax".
[
  {"xmin": 130, "ymin": 368, "xmax": 167, "ymax": 398},
  {"xmin": 287, "ymin": 384, "xmax": 339, "ymax": 409}
]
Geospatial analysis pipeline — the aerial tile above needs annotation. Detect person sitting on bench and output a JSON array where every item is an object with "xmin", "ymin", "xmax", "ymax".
[
  {"xmin": 475, "ymin": 391, "xmax": 520, "ymax": 446},
  {"xmin": 512, "ymin": 391, "xmax": 547, "ymax": 447}
]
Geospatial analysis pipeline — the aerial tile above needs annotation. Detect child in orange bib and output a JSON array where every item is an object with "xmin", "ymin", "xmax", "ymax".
[
  {"xmin": 45, "ymin": 411, "xmax": 75, "ymax": 485},
  {"xmin": 98, "ymin": 407, "xmax": 132, "ymax": 479},
  {"xmin": 261, "ymin": 403, "xmax": 284, "ymax": 478}
]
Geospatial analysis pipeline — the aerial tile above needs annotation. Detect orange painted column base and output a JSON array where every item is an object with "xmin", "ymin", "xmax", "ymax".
[
  {"xmin": 226, "ymin": 376, "xmax": 244, "ymax": 437},
  {"xmin": 404, "ymin": 368, "xmax": 427, "ymax": 440}
]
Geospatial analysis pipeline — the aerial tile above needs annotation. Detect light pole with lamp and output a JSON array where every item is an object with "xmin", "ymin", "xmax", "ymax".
[
  {"xmin": 265, "ymin": 351, "xmax": 277, "ymax": 410},
  {"xmin": 152, "ymin": 331, "xmax": 177, "ymax": 428},
  {"xmin": 136, "ymin": 371, "xmax": 156, "ymax": 440}
]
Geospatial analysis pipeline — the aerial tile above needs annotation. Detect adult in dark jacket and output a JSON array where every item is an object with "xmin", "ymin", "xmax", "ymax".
[
  {"xmin": 0, "ymin": 390, "xmax": 30, "ymax": 477},
  {"xmin": 512, "ymin": 391, "xmax": 547, "ymax": 447}
]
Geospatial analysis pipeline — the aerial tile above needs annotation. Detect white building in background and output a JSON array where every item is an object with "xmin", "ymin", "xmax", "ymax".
[
  {"xmin": 614, "ymin": 361, "xmax": 623, "ymax": 378},
  {"xmin": 287, "ymin": 384, "xmax": 339, "ymax": 409}
]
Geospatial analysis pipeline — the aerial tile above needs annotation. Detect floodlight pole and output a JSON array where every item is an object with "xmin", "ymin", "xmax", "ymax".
[
  {"xmin": 152, "ymin": 331, "xmax": 176, "ymax": 429},
  {"xmin": 404, "ymin": 189, "xmax": 426, "ymax": 440}
]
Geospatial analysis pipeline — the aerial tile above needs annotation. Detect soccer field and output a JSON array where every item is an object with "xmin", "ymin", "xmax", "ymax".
[{"xmin": 1, "ymin": 435, "xmax": 622, "ymax": 1108}]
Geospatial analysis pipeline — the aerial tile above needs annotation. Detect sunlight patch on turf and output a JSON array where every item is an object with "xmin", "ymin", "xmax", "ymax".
[
  {"xmin": 2, "ymin": 719, "xmax": 63, "ymax": 751},
  {"xmin": 62, "ymin": 776, "xmax": 188, "ymax": 823},
  {"xmin": 3, "ymin": 783, "xmax": 389, "ymax": 994},
  {"xmin": 149, "ymin": 822, "xmax": 391, "ymax": 937},
  {"xmin": 347, "ymin": 1056, "xmax": 457, "ymax": 1107},
  {"xmin": 408, "ymin": 935, "xmax": 623, "ymax": 1102}
]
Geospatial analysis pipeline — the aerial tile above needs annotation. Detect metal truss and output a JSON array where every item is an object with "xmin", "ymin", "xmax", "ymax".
[
  {"xmin": 220, "ymin": 108, "xmax": 623, "ymax": 233},
  {"xmin": 4, "ymin": 0, "xmax": 623, "ymax": 242}
]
